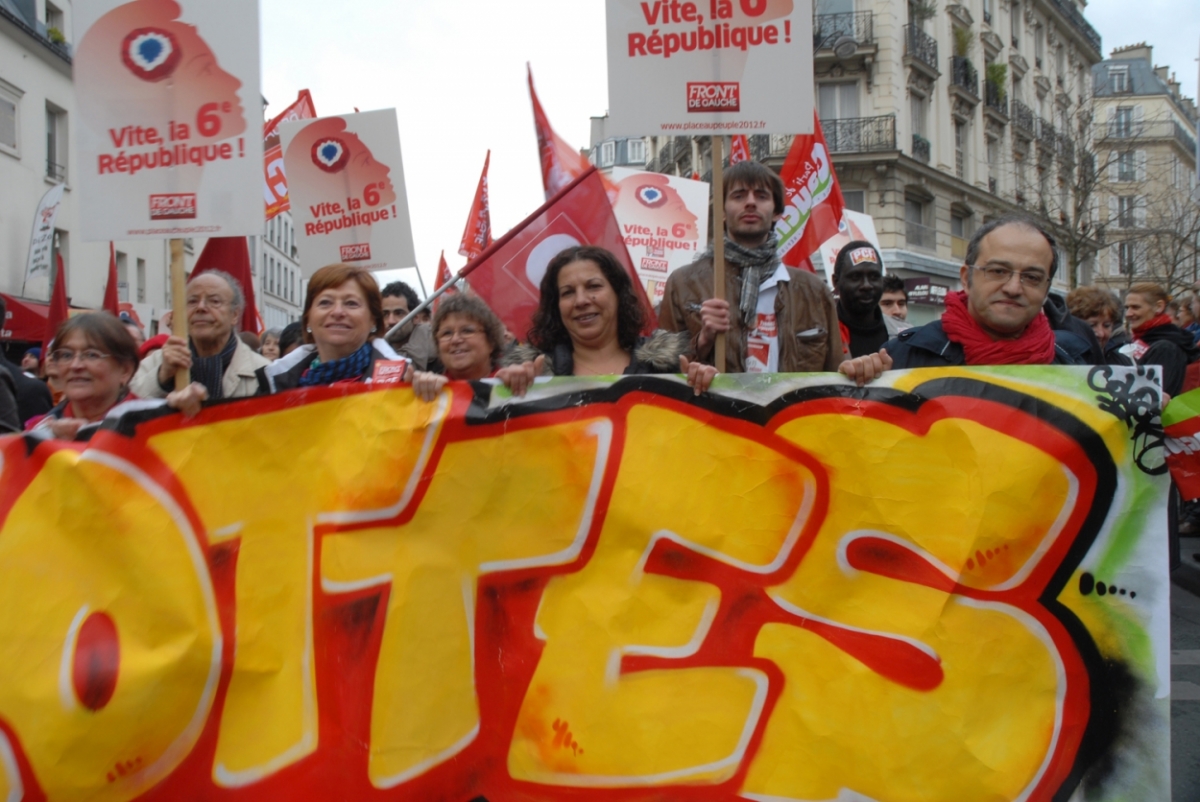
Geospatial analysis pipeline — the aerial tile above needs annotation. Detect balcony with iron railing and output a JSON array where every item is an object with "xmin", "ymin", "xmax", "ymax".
[
  {"xmin": 903, "ymin": 24, "xmax": 939, "ymax": 74},
  {"xmin": 822, "ymin": 115, "xmax": 896, "ymax": 154},
  {"xmin": 1011, "ymin": 100, "xmax": 1035, "ymax": 137},
  {"xmin": 984, "ymin": 81, "xmax": 1008, "ymax": 120},
  {"xmin": 1099, "ymin": 119, "xmax": 1199, "ymax": 155},
  {"xmin": 814, "ymin": 11, "xmax": 874, "ymax": 52},
  {"xmin": 46, "ymin": 160, "xmax": 65, "ymax": 182},
  {"xmin": 912, "ymin": 133, "xmax": 931, "ymax": 163},
  {"xmin": 1056, "ymin": 132, "xmax": 1075, "ymax": 165},
  {"xmin": 906, "ymin": 221, "xmax": 937, "ymax": 252},
  {"xmin": 1043, "ymin": 0, "xmax": 1102, "ymax": 56},
  {"xmin": 1036, "ymin": 116, "xmax": 1057, "ymax": 149},
  {"xmin": 949, "ymin": 56, "xmax": 979, "ymax": 102}
]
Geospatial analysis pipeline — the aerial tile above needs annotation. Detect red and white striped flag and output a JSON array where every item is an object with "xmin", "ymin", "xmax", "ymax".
[
  {"xmin": 458, "ymin": 151, "xmax": 493, "ymax": 261},
  {"xmin": 730, "ymin": 135, "xmax": 751, "ymax": 164}
]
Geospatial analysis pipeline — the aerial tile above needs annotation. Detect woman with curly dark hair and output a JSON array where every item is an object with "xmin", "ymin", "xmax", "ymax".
[{"xmin": 497, "ymin": 246, "xmax": 717, "ymax": 395}]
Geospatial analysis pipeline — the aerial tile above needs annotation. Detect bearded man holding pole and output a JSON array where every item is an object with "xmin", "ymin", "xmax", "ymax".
[{"xmin": 658, "ymin": 159, "xmax": 845, "ymax": 374}]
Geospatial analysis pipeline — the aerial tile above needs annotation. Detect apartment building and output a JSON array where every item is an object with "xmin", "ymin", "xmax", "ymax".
[{"xmin": 1090, "ymin": 44, "xmax": 1199, "ymax": 293}]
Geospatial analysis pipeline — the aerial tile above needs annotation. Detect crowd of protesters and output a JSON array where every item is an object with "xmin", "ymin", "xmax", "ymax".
[{"xmin": 2, "ymin": 161, "xmax": 1197, "ymax": 462}]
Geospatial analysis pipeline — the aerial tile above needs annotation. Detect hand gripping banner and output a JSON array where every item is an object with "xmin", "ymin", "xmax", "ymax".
[{"xmin": 0, "ymin": 365, "xmax": 1173, "ymax": 800}]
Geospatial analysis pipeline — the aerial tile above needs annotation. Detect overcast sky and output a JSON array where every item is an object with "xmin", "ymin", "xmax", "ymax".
[{"xmin": 259, "ymin": 0, "xmax": 1200, "ymax": 295}]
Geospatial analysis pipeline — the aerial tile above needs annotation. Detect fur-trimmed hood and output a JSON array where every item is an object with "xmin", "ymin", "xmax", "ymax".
[{"xmin": 501, "ymin": 330, "xmax": 690, "ymax": 376}]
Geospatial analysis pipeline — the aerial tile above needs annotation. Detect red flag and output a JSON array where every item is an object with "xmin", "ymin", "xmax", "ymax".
[
  {"xmin": 528, "ymin": 65, "xmax": 595, "ymax": 200},
  {"xmin": 102, "ymin": 242, "xmax": 120, "ymax": 315},
  {"xmin": 730, "ymin": 135, "xmax": 751, "ymax": 164},
  {"xmin": 191, "ymin": 238, "xmax": 263, "ymax": 334},
  {"xmin": 433, "ymin": 251, "xmax": 456, "ymax": 313},
  {"xmin": 43, "ymin": 253, "xmax": 69, "ymax": 354},
  {"xmin": 463, "ymin": 169, "xmax": 655, "ymax": 340},
  {"xmin": 458, "ymin": 151, "xmax": 493, "ymax": 261},
  {"xmin": 264, "ymin": 89, "xmax": 317, "ymax": 221},
  {"xmin": 775, "ymin": 114, "xmax": 846, "ymax": 271}
]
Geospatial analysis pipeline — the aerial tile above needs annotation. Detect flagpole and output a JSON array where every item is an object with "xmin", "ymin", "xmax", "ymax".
[
  {"xmin": 712, "ymin": 135, "xmax": 726, "ymax": 372},
  {"xmin": 169, "ymin": 238, "xmax": 190, "ymax": 390},
  {"xmin": 384, "ymin": 167, "xmax": 602, "ymax": 341}
]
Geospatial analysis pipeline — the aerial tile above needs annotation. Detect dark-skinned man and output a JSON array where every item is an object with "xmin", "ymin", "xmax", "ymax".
[
  {"xmin": 840, "ymin": 216, "xmax": 1093, "ymax": 384},
  {"xmin": 833, "ymin": 241, "xmax": 909, "ymax": 358},
  {"xmin": 659, "ymin": 160, "xmax": 844, "ymax": 373}
]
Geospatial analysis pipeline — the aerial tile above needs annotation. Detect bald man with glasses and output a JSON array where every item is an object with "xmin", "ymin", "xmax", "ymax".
[{"xmin": 839, "ymin": 216, "xmax": 1098, "ymax": 383}]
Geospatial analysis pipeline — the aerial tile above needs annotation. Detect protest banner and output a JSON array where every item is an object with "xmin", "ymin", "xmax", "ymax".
[
  {"xmin": 604, "ymin": 0, "xmax": 814, "ymax": 137},
  {"xmin": 22, "ymin": 182, "xmax": 64, "ymax": 300},
  {"xmin": 814, "ymin": 209, "xmax": 884, "ymax": 286},
  {"xmin": 611, "ymin": 167, "xmax": 710, "ymax": 305},
  {"xmin": 264, "ymin": 89, "xmax": 317, "ymax": 221},
  {"xmin": 280, "ymin": 109, "xmax": 417, "ymax": 278},
  {"xmin": 73, "ymin": 0, "xmax": 263, "ymax": 241},
  {"xmin": 0, "ymin": 365, "xmax": 1173, "ymax": 800}
]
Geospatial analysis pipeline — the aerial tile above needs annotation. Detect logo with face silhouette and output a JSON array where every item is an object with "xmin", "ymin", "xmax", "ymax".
[
  {"xmin": 121, "ymin": 27, "xmax": 181, "ymax": 81},
  {"xmin": 312, "ymin": 138, "xmax": 349, "ymax": 173}
]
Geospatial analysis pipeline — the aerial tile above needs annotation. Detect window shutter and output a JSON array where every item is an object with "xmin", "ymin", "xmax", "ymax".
[
  {"xmin": 0, "ymin": 97, "xmax": 15, "ymax": 150},
  {"xmin": 1136, "ymin": 150, "xmax": 1147, "ymax": 181}
]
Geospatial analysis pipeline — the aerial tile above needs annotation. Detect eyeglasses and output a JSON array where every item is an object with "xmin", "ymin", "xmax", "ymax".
[
  {"xmin": 968, "ymin": 264, "xmax": 1049, "ymax": 289},
  {"xmin": 437, "ymin": 325, "xmax": 483, "ymax": 342},
  {"xmin": 50, "ymin": 348, "xmax": 111, "ymax": 365}
]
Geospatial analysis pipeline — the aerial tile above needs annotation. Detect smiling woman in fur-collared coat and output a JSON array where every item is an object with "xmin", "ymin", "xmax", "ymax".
[{"xmin": 495, "ymin": 246, "xmax": 718, "ymax": 397}]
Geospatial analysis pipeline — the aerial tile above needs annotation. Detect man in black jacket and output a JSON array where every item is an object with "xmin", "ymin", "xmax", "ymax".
[{"xmin": 0, "ymin": 296, "xmax": 53, "ymax": 427}]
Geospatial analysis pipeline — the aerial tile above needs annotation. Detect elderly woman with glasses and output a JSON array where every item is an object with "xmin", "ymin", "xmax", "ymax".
[
  {"xmin": 27, "ymin": 313, "xmax": 208, "ymax": 440},
  {"xmin": 410, "ymin": 294, "xmax": 507, "ymax": 401}
]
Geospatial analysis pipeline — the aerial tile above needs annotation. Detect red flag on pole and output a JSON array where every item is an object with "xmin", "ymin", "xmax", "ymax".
[
  {"xmin": 528, "ymin": 65, "xmax": 595, "ymax": 200},
  {"xmin": 433, "ymin": 250, "xmax": 456, "ymax": 312},
  {"xmin": 102, "ymin": 242, "xmax": 120, "ymax": 315},
  {"xmin": 43, "ymin": 253, "xmax": 69, "ymax": 354},
  {"xmin": 776, "ymin": 114, "xmax": 846, "ymax": 271},
  {"xmin": 458, "ymin": 151, "xmax": 493, "ymax": 261},
  {"xmin": 461, "ymin": 168, "xmax": 654, "ymax": 340},
  {"xmin": 263, "ymin": 89, "xmax": 317, "ymax": 221},
  {"xmin": 730, "ymin": 135, "xmax": 751, "ymax": 164},
  {"xmin": 191, "ymin": 238, "xmax": 263, "ymax": 334}
]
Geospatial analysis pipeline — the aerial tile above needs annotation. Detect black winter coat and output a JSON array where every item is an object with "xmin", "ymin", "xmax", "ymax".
[{"xmin": 884, "ymin": 321, "xmax": 1092, "ymax": 369}]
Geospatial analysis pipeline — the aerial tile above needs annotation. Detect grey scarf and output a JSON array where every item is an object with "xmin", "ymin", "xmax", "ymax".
[{"xmin": 706, "ymin": 233, "xmax": 782, "ymax": 326}]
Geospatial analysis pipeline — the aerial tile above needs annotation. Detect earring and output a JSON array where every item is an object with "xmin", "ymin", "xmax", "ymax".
[
  {"xmin": 306, "ymin": 327, "xmax": 312, "ymax": 333},
  {"xmin": 371, "ymin": 326, "xmax": 377, "ymax": 332}
]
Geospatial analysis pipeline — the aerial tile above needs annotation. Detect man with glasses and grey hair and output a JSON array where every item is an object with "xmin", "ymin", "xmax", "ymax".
[
  {"xmin": 131, "ymin": 270, "xmax": 269, "ymax": 400},
  {"xmin": 839, "ymin": 215, "xmax": 1096, "ymax": 383}
]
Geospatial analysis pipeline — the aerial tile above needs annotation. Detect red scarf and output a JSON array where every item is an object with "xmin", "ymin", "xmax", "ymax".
[
  {"xmin": 1132, "ymin": 314, "xmax": 1173, "ymax": 340},
  {"xmin": 940, "ymin": 291, "xmax": 1056, "ymax": 366}
]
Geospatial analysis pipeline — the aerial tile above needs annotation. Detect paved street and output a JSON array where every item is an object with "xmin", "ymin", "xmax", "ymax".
[{"xmin": 1172, "ymin": 540, "xmax": 1200, "ymax": 801}]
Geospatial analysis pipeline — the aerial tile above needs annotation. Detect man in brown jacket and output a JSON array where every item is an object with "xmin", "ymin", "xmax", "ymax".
[{"xmin": 658, "ymin": 160, "xmax": 845, "ymax": 373}]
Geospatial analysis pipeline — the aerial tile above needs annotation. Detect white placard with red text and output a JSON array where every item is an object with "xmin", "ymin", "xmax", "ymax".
[
  {"xmin": 611, "ymin": 167, "xmax": 710, "ymax": 305},
  {"xmin": 279, "ymin": 109, "xmax": 417, "ymax": 278},
  {"xmin": 74, "ymin": 0, "xmax": 263, "ymax": 241},
  {"xmin": 605, "ymin": 0, "xmax": 814, "ymax": 136}
]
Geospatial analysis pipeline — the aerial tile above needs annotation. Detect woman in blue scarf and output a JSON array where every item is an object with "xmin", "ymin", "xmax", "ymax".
[{"xmin": 257, "ymin": 264, "xmax": 406, "ymax": 394}]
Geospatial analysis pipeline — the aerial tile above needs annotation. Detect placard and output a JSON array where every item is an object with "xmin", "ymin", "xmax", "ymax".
[
  {"xmin": 605, "ymin": 0, "xmax": 815, "ymax": 136},
  {"xmin": 612, "ymin": 167, "xmax": 710, "ymax": 304},
  {"xmin": 74, "ymin": 0, "xmax": 263, "ymax": 240},
  {"xmin": 280, "ymin": 109, "xmax": 417, "ymax": 277}
]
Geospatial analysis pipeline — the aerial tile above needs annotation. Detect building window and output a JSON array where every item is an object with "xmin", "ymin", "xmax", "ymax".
[
  {"xmin": 627, "ymin": 138, "xmax": 646, "ymax": 164},
  {"xmin": 951, "ymin": 211, "xmax": 972, "ymax": 259},
  {"xmin": 911, "ymin": 94, "xmax": 927, "ymax": 138},
  {"xmin": 905, "ymin": 196, "xmax": 935, "ymax": 251},
  {"xmin": 1117, "ymin": 241, "xmax": 1136, "ymax": 274},
  {"xmin": 1108, "ymin": 66, "xmax": 1129, "ymax": 93},
  {"xmin": 818, "ymin": 82, "xmax": 860, "ymax": 121},
  {"xmin": 137, "ymin": 258, "xmax": 146, "ymax": 303},
  {"xmin": 599, "ymin": 141, "xmax": 615, "ymax": 167},
  {"xmin": 1010, "ymin": 3, "xmax": 1020, "ymax": 47},
  {"xmin": 1055, "ymin": 45, "xmax": 1064, "ymax": 80},
  {"xmin": 1116, "ymin": 196, "xmax": 1137, "ymax": 228},
  {"xmin": 987, "ymin": 137, "xmax": 1000, "ymax": 192},
  {"xmin": 1033, "ymin": 24, "xmax": 1043, "ymax": 69},
  {"xmin": 115, "ymin": 251, "xmax": 128, "ymax": 302},
  {"xmin": 0, "ymin": 81, "xmax": 18, "ymax": 155},
  {"xmin": 1116, "ymin": 150, "xmax": 1135, "ymax": 182},
  {"xmin": 1110, "ymin": 106, "xmax": 1134, "ymax": 137},
  {"xmin": 45, "ymin": 103, "xmax": 66, "ymax": 182},
  {"xmin": 842, "ymin": 190, "xmax": 866, "ymax": 213},
  {"xmin": 45, "ymin": 2, "xmax": 64, "ymax": 34},
  {"xmin": 982, "ymin": 0, "xmax": 993, "ymax": 24},
  {"xmin": 954, "ymin": 122, "xmax": 967, "ymax": 180}
]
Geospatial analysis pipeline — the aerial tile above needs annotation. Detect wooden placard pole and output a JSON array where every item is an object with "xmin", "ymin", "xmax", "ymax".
[
  {"xmin": 169, "ymin": 238, "xmax": 190, "ymax": 390},
  {"xmin": 711, "ymin": 135, "xmax": 726, "ymax": 373}
]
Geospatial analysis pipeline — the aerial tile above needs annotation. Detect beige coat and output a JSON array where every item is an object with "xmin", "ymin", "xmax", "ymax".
[{"xmin": 131, "ymin": 337, "xmax": 269, "ymax": 399}]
